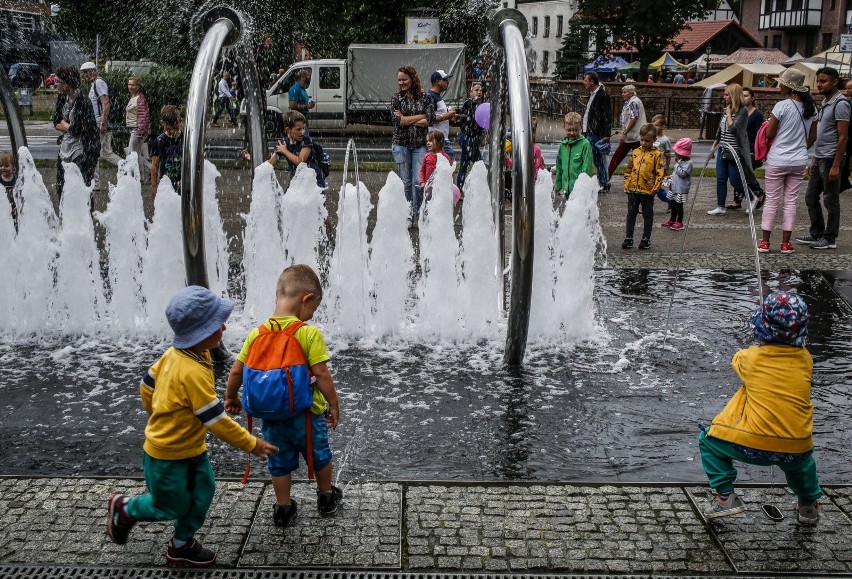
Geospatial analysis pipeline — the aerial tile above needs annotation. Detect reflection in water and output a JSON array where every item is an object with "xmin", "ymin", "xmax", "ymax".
[{"xmin": 0, "ymin": 270, "xmax": 849, "ymax": 484}]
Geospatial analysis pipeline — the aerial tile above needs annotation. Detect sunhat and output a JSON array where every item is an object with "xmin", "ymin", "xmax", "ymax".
[
  {"xmin": 774, "ymin": 69, "xmax": 809, "ymax": 93},
  {"xmin": 166, "ymin": 285, "xmax": 233, "ymax": 349},
  {"xmin": 749, "ymin": 290, "xmax": 809, "ymax": 346},
  {"xmin": 79, "ymin": 61, "xmax": 97, "ymax": 72},
  {"xmin": 672, "ymin": 137, "xmax": 692, "ymax": 157}
]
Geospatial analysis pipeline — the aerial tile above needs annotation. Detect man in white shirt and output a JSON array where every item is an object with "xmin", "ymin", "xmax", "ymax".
[
  {"xmin": 428, "ymin": 70, "xmax": 458, "ymax": 161},
  {"xmin": 211, "ymin": 71, "xmax": 237, "ymax": 127},
  {"xmin": 80, "ymin": 62, "xmax": 122, "ymax": 191}
]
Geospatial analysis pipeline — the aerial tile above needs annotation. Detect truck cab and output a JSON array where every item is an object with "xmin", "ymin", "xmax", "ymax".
[{"xmin": 265, "ymin": 59, "xmax": 346, "ymax": 134}]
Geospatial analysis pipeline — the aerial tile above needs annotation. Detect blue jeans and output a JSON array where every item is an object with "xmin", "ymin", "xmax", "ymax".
[
  {"xmin": 392, "ymin": 143, "xmax": 427, "ymax": 219},
  {"xmin": 456, "ymin": 131, "xmax": 482, "ymax": 190},
  {"xmin": 585, "ymin": 134, "xmax": 609, "ymax": 188},
  {"xmin": 716, "ymin": 148, "xmax": 745, "ymax": 207}
]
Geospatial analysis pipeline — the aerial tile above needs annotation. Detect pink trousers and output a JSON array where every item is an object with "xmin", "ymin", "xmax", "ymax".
[{"xmin": 762, "ymin": 163, "xmax": 806, "ymax": 233}]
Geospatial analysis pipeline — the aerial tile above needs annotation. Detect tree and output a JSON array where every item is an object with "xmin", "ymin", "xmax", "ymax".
[
  {"xmin": 575, "ymin": 0, "xmax": 717, "ymax": 78},
  {"xmin": 553, "ymin": 18, "xmax": 586, "ymax": 81}
]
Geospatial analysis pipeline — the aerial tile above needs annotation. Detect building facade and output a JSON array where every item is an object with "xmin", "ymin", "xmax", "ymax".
[
  {"xmin": 0, "ymin": 0, "xmax": 54, "ymax": 70},
  {"xmin": 739, "ymin": 0, "xmax": 851, "ymax": 57},
  {"xmin": 503, "ymin": 0, "xmax": 578, "ymax": 77}
]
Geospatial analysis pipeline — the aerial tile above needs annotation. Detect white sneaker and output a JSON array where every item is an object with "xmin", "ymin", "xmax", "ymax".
[{"xmin": 707, "ymin": 207, "xmax": 726, "ymax": 216}]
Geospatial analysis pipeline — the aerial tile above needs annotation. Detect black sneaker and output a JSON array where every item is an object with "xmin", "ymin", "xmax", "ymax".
[
  {"xmin": 106, "ymin": 494, "xmax": 136, "ymax": 545},
  {"xmin": 317, "ymin": 485, "xmax": 343, "ymax": 516},
  {"xmin": 273, "ymin": 499, "xmax": 298, "ymax": 527},
  {"xmin": 811, "ymin": 237, "xmax": 836, "ymax": 249},
  {"xmin": 166, "ymin": 538, "xmax": 217, "ymax": 567},
  {"xmin": 795, "ymin": 235, "xmax": 819, "ymax": 245},
  {"xmin": 621, "ymin": 238, "xmax": 633, "ymax": 249},
  {"xmin": 639, "ymin": 238, "xmax": 651, "ymax": 250}
]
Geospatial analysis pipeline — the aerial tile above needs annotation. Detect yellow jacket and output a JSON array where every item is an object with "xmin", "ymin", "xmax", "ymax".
[
  {"xmin": 708, "ymin": 345, "xmax": 814, "ymax": 453},
  {"xmin": 623, "ymin": 146, "xmax": 664, "ymax": 195},
  {"xmin": 140, "ymin": 347, "xmax": 257, "ymax": 460}
]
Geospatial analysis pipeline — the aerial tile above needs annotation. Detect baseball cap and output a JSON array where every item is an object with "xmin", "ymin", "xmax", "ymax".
[
  {"xmin": 79, "ymin": 61, "xmax": 97, "ymax": 72},
  {"xmin": 431, "ymin": 69, "xmax": 453, "ymax": 84}
]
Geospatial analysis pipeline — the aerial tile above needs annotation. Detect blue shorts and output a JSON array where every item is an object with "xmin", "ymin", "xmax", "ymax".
[{"xmin": 261, "ymin": 411, "xmax": 333, "ymax": 477}]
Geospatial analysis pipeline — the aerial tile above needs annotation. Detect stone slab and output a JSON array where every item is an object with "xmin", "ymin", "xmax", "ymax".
[
  {"xmin": 687, "ymin": 486, "xmax": 852, "ymax": 574},
  {"xmin": 0, "ymin": 477, "xmax": 262, "ymax": 566},
  {"xmin": 238, "ymin": 481, "xmax": 401, "ymax": 568},
  {"xmin": 406, "ymin": 484, "xmax": 731, "ymax": 574}
]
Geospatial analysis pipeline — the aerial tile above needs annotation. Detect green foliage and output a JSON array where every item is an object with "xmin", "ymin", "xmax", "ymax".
[
  {"xmin": 576, "ymin": 0, "xmax": 718, "ymax": 77},
  {"xmin": 553, "ymin": 19, "xmax": 586, "ymax": 81}
]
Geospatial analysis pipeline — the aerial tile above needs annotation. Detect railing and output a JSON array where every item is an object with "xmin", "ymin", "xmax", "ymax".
[{"xmin": 488, "ymin": 9, "xmax": 535, "ymax": 366}]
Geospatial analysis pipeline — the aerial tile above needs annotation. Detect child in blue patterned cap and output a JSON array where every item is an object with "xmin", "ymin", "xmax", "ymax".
[{"xmin": 698, "ymin": 291, "xmax": 821, "ymax": 525}]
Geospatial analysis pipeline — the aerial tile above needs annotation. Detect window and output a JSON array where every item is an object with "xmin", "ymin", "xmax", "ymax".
[
  {"xmin": 788, "ymin": 37, "xmax": 797, "ymax": 56},
  {"xmin": 772, "ymin": 34, "xmax": 782, "ymax": 48},
  {"xmin": 542, "ymin": 51, "xmax": 549, "ymax": 74},
  {"xmin": 557, "ymin": 15, "xmax": 563, "ymax": 37},
  {"xmin": 764, "ymin": 35, "xmax": 769, "ymax": 47},
  {"xmin": 11, "ymin": 13, "xmax": 35, "ymax": 32},
  {"xmin": 763, "ymin": 0, "xmax": 771, "ymax": 12},
  {"xmin": 776, "ymin": 0, "xmax": 786, "ymax": 11},
  {"xmin": 544, "ymin": 16, "xmax": 550, "ymax": 38},
  {"xmin": 823, "ymin": 33, "xmax": 833, "ymax": 49},
  {"xmin": 831, "ymin": 0, "xmax": 836, "ymax": 9},
  {"xmin": 532, "ymin": 16, "xmax": 538, "ymax": 36},
  {"xmin": 319, "ymin": 66, "xmax": 340, "ymax": 90},
  {"xmin": 791, "ymin": 0, "xmax": 801, "ymax": 10}
]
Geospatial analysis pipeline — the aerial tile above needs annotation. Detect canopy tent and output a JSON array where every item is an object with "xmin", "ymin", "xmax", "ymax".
[
  {"xmin": 787, "ymin": 61, "xmax": 845, "ymax": 89},
  {"xmin": 782, "ymin": 52, "xmax": 804, "ymax": 65},
  {"xmin": 694, "ymin": 63, "xmax": 785, "ymax": 88},
  {"xmin": 649, "ymin": 52, "xmax": 686, "ymax": 70},
  {"xmin": 618, "ymin": 60, "xmax": 642, "ymax": 74},
  {"xmin": 814, "ymin": 45, "xmax": 852, "ymax": 65},
  {"xmin": 687, "ymin": 53, "xmax": 727, "ymax": 72},
  {"xmin": 582, "ymin": 55, "xmax": 629, "ymax": 73}
]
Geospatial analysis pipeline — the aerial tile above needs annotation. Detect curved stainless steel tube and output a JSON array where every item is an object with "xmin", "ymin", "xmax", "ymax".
[
  {"xmin": 489, "ymin": 9, "xmax": 535, "ymax": 365},
  {"xmin": 0, "ymin": 67, "xmax": 28, "ymax": 167},
  {"xmin": 238, "ymin": 50, "xmax": 266, "ymax": 172},
  {"xmin": 488, "ymin": 59, "xmax": 506, "ymax": 314}
]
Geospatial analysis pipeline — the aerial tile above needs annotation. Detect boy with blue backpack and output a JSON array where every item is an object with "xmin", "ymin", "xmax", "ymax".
[{"xmin": 225, "ymin": 264, "xmax": 341, "ymax": 527}]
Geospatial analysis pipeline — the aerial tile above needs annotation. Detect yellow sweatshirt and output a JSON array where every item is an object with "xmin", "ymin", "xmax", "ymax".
[
  {"xmin": 140, "ymin": 347, "xmax": 256, "ymax": 460},
  {"xmin": 708, "ymin": 345, "xmax": 814, "ymax": 453},
  {"xmin": 623, "ymin": 146, "xmax": 664, "ymax": 195}
]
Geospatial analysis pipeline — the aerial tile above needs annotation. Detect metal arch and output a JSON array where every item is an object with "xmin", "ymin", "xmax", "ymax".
[
  {"xmin": 182, "ymin": 6, "xmax": 265, "ymax": 290},
  {"xmin": 0, "ymin": 67, "xmax": 28, "ymax": 168},
  {"xmin": 488, "ymin": 9, "xmax": 535, "ymax": 366}
]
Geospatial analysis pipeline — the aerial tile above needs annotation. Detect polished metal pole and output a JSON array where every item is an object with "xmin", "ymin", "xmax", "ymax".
[
  {"xmin": 488, "ymin": 58, "xmax": 506, "ymax": 314},
  {"xmin": 238, "ymin": 49, "xmax": 266, "ymax": 172},
  {"xmin": 0, "ymin": 67, "xmax": 28, "ymax": 168},
  {"xmin": 489, "ymin": 9, "xmax": 534, "ymax": 365}
]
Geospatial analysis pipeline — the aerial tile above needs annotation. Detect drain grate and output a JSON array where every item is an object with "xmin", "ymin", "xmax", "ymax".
[{"xmin": 0, "ymin": 568, "xmax": 807, "ymax": 579}]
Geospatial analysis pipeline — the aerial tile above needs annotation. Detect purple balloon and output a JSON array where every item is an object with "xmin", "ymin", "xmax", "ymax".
[{"xmin": 474, "ymin": 102, "xmax": 491, "ymax": 130}]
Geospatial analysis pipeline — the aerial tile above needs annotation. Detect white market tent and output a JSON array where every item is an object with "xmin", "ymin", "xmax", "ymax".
[
  {"xmin": 694, "ymin": 63, "xmax": 785, "ymax": 88},
  {"xmin": 787, "ymin": 60, "xmax": 845, "ymax": 88},
  {"xmin": 813, "ymin": 45, "xmax": 852, "ymax": 65}
]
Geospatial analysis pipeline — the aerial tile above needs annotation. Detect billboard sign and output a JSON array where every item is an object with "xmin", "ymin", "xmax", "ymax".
[{"xmin": 406, "ymin": 18, "xmax": 440, "ymax": 44}]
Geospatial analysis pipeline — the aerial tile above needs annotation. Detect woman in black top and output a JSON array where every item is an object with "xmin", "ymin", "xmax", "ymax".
[
  {"xmin": 390, "ymin": 66, "xmax": 435, "ymax": 228},
  {"xmin": 455, "ymin": 82, "xmax": 483, "ymax": 193}
]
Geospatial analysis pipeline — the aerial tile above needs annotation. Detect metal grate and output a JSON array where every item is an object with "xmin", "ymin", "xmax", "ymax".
[{"xmin": 0, "ymin": 568, "xmax": 804, "ymax": 579}]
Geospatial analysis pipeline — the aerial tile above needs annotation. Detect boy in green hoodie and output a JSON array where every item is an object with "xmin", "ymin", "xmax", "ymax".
[{"xmin": 555, "ymin": 112, "xmax": 595, "ymax": 197}]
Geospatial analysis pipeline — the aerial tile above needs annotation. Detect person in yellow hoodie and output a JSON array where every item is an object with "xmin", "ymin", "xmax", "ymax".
[
  {"xmin": 700, "ymin": 291, "xmax": 821, "ymax": 525},
  {"xmin": 554, "ymin": 112, "xmax": 594, "ymax": 197},
  {"xmin": 106, "ymin": 286, "xmax": 279, "ymax": 566},
  {"xmin": 621, "ymin": 123, "xmax": 664, "ymax": 250}
]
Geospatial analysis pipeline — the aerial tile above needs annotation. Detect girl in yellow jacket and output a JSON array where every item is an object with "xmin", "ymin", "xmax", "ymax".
[
  {"xmin": 699, "ymin": 291, "xmax": 821, "ymax": 526},
  {"xmin": 621, "ymin": 123, "xmax": 664, "ymax": 250}
]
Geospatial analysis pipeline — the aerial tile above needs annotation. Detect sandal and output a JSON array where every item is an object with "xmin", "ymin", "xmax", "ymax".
[{"xmin": 726, "ymin": 204, "xmax": 742, "ymax": 210}]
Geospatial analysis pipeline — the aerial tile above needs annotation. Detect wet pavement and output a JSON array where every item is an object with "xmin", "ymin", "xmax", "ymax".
[{"xmin": 1, "ymin": 477, "xmax": 851, "ymax": 575}]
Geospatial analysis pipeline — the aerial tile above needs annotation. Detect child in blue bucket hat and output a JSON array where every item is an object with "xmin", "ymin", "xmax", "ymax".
[
  {"xmin": 698, "ymin": 291, "xmax": 821, "ymax": 525},
  {"xmin": 106, "ymin": 286, "xmax": 278, "ymax": 567}
]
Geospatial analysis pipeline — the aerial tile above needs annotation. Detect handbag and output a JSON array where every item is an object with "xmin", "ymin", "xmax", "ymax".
[
  {"xmin": 721, "ymin": 148, "xmax": 735, "ymax": 161},
  {"xmin": 754, "ymin": 121, "xmax": 772, "ymax": 162}
]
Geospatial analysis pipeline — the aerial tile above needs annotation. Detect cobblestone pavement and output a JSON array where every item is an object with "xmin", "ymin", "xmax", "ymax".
[{"xmin": 2, "ymin": 477, "xmax": 851, "ymax": 575}]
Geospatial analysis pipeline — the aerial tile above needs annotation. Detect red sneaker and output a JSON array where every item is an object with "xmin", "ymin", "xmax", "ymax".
[
  {"xmin": 670, "ymin": 221, "xmax": 684, "ymax": 231},
  {"xmin": 780, "ymin": 242, "xmax": 795, "ymax": 254},
  {"xmin": 757, "ymin": 241, "xmax": 770, "ymax": 253},
  {"xmin": 660, "ymin": 220, "xmax": 673, "ymax": 228}
]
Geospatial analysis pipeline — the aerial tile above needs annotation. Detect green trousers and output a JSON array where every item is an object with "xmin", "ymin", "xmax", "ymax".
[
  {"xmin": 124, "ymin": 451, "xmax": 216, "ymax": 541},
  {"xmin": 698, "ymin": 429, "xmax": 822, "ymax": 505}
]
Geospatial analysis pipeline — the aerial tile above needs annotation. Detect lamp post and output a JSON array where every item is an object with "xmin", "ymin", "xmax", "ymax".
[{"xmin": 705, "ymin": 44, "xmax": 712, "ymax": 79}]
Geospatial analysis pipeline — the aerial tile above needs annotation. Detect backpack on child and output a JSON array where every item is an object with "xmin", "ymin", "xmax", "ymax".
[
  {"xmin": 311, "ymin": 142, "xmax": 330, "ymax": 179},
  {"xmin": 93, "ymin": 80, "xmax": 126, "ymax": 128}
]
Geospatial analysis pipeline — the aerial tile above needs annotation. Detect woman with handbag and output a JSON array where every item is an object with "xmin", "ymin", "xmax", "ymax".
[
  {"xmin": 707, "ymin": 84, "xmax": 761, "ymax": 215},
  {"xmin": 758, "ymin": 69, "xmax": 816, "ymax": 254}
]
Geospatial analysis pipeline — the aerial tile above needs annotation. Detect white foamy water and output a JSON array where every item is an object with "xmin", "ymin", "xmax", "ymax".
[
  {"xmin": 203, "ymin": 161, "xmax": 229, "ymax": 297},
  {"xmin": 280, "ymin": 163, "xmax": 327, "ymax": 274}
]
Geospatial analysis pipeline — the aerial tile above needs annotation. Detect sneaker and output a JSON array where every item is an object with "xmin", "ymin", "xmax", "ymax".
[
  {"xmin": 621, "ymin": 238, "xmax": 633, "ymax": 249},
  {"xmin": 166, "ymin": 538, "xmax": 217, "ymax": 567},
  {"xmin": 670, "ymin": 221, "xmax": 685, "ymax": 231},
  {"xmin": 811, "ymin": 237, "xmax": 836, "ymax": 249},
  {"xmin": 704, "ymin": 492, "xmax": 746, "ymax": 520},
  {"xmin": 780, "ymin": 242, "xmax": 795, "ymax": 254},
  {"xmin": 273, "ymin": 499, "xmax": 298, "ymax": 527},
  {"xmin": 797, "ymin": 502, "xmax": 820, "ymax": 526},
  {"xmin": 107, "ymin": 494, "xmax": 136, "ymax": 545},
  {"xmin": 757, "ymin": 240, "xmax": 770, "ymax": 253},
  {"xmin": 317, "ymin": 485, "xmax": 343, "ymax": 516},
  {"xmin": 795, "ymin": 235, "xmax": 819, "ymax": 245},
  {"xmin": 707, "ymin": 206, "xmax": 726, "ymax": 216},
  {"xmin": 638, "ymin": 238, "xmax": 651, "ymax": 250},
  {"xmin": 725, "ymin": 203, "xmax": 742, "ymax": 210},
  {"xmin": 660, "ymin": 220, "xmax": 673, "ymax": 228}
]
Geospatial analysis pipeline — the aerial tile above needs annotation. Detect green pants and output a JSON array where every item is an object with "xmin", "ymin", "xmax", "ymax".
[
  {"xmin": 124, "ymin": 451, "xmax": 216, "ymax": 541},
  {"xmin": 698, "ymin": 429, "xmax": 822, "ymax": 505}
]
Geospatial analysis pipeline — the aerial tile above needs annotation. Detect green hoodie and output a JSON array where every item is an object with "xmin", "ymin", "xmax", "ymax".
[{"xmin": 554, "ymin": 135, "xmax": 595, "ymax": 196}]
